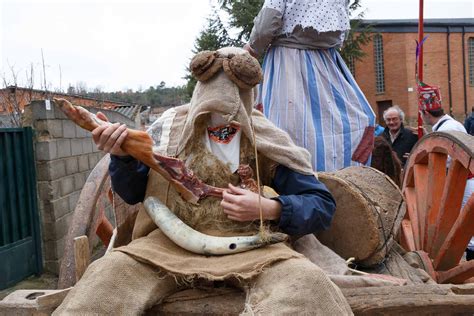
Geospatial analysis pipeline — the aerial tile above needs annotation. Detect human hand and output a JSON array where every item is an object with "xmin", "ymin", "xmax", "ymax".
[
  {"xmin": 221, "ymin": 184, "xmax": 281, "ymax": 222},
  {"xmin": 243, "ymin": 43, "xmax": 257, "ymax": 58},
  {"xmin": 91, "ymin": 112, "xmax": 129, "ymax": 156}
]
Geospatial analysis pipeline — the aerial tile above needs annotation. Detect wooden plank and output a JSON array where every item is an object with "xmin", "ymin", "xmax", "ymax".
[
  {"xmin": 0, "ymin": 288, "xmax": 70, "ymax": 315},
  {"xmin": 434, "ymin": 195, "xmax": 474, "ymax": 271},
  {"xmin": 403, "ymin": 164, "xmax": 415, "ymax": 188},
  {"xmin": 152, "ymin": 284, "xmax": 474, "ymax": 316},
  {"xmin": 414, "ymin": 251, "xmax": 438, "ymax": 281},
  {"xmin": 464, "ymin": 276, "xmax": 474, "ymax": 283},
  {"xmin": 400, "ymin": 219, "xmax": 416, "ymax": 252},
  {"xmin": 383, "ymin": 247, "xmax": 428, "ymax": 285},
  {"xmin": 342, "ymin": 284, "xmax": 474, "ymax": 315},
  {"xmin": 5, "ymin": 284, "xmax": 474, "ymax": 315},
  {"xmin": 424, "ymin": 152, "xmax": 447, "ymax": 253},
  {"xmin": 152, "ymin": 288, "xmax": 245, "ymax": 315},
  {"xmin": 437, "ymin": 260, "xmax": 474, "ymax": 284},
  {"xmin": 413, "ymin": 164, "xmax": 428, "ymax": 250},
  {"xmin": 431, "ymin": 159, "xmax": 468, "ymax": 255},
  {"xmin": 74, "ymin": 236, "xmax": 90, "ymax": 283},
  {"xmin": 404, "ymin": 187, "xmax": 420, "ymax": 250},
  {"xmin": 36, "ymin": 288, "xmax": 71, "ymax": 311}
]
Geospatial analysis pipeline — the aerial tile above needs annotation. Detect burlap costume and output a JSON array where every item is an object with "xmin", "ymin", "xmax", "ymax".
[{"xmin": 54, "ymin": 47, "xmax": 352, "ymax": 315}]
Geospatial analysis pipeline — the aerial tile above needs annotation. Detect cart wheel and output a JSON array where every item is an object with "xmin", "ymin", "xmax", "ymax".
[{"xmin": 400, "ymin": 131, "xmax": 474, "ymax": 284}]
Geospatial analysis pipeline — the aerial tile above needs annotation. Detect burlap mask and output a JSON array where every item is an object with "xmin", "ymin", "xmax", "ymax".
[{"xmin": 178, "ymin": 47, "xmax": 314, "ymax": 175}]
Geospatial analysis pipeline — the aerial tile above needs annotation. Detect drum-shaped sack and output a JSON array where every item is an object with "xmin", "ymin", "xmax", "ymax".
[{"xmin": 316, "ymin": 166, "xmax": 405, "ymax": 267}]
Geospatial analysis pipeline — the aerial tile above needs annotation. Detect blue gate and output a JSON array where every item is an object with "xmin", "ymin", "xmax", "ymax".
[{"xmin": 0, "ymin": 127, "xmax": 42, "ymax": 290}]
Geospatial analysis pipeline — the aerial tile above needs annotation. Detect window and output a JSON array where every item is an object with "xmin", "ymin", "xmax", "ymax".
[
  {"xmin": 373, "ymin": 34, "xmax": 385, "ymax": 93},
  {"xmin": 469, "ymin": 37, "xmax": 474, "ymax": 86}
]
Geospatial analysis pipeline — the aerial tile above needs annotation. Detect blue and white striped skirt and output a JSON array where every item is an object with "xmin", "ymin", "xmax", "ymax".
[{"xmin": 257, "ymin": 46, "xmax": 376, "ymax": 172}]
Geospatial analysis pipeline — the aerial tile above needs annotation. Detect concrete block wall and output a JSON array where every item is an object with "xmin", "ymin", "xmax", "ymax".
[
  {"xmin": 23, "ymin": 100, "xmax": 137, "ymax": 274},
  {"xmin": 0, "ymin": 115, "xmax": 15, "ymax": 127}
]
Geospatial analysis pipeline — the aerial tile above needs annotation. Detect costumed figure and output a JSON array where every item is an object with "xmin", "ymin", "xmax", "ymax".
[
  {"xmin": 245, "ymin": 0, "xmax": 376, "ymax": 171},
  {"xmin": 53, "ymin": 47, "xmax": 352, "ymax": 315}
]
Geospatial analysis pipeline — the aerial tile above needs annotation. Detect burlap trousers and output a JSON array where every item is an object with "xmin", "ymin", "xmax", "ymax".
[{"xmin": 53, "ymin": 251, "xmax": 352, "ymax": 315}]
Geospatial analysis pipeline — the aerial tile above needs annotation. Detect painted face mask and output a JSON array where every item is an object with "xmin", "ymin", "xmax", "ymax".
[
  {"xmin": 203, "ymin": 113, "xmax": 242, "ymax": 172},
  {"xmin": 207, "ymin": 124, "xmax": 240, "ymax": 144}
]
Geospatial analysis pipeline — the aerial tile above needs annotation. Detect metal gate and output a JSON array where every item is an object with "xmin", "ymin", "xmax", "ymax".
[{"xmin": 0, "ymin": 127, "xmax": 42, "ymax": 290}]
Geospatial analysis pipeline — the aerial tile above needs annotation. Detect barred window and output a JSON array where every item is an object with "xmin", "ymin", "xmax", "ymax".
[
  {"xmin": 469, "ymin": 37, "xmax": 474, "ymax": 86},
  {"xmin": 373, "ymin": 34, "xmax": 385, "ymax": 93}
]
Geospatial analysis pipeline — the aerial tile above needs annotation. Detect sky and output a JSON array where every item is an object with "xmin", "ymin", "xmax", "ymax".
[{"xmin": 1, "ymin": 0, "xmax": 473, "ymax": 92}]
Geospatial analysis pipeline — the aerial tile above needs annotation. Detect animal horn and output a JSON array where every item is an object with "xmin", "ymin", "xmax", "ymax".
[{"xmin": 144, "ymin": 196, "xmax": 288, "ymax": 255}]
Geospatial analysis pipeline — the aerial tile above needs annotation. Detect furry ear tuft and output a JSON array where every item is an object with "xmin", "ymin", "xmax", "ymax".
[
  {"xmin": 190, "ymin": 51, "xmax": 223, "ymax": 82},
  {"xmin": 190, "ymin": 49, "xmax": 263, "ymax": 89},
  {"xmin": 223, "ymin": 53, "xmax": 263, "ymax": 90}
]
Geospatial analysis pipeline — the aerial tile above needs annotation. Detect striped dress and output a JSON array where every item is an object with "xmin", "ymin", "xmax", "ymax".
[{"xmin": 248, "ymin": 0, "xmax": 376, "ymax": 172}]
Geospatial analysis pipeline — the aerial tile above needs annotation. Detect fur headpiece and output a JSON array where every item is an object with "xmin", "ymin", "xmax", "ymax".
[
  {"xmin": 169, "ymin": 47, "xmax": 314, "ymax": 176},
  {"xmin": 190, "ymin": 48, "xmax": 263, "ymax": 90}
]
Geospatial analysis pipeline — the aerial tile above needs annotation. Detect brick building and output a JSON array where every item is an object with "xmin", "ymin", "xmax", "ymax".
[{"xmin": 352, "ymin": 18, "xmax": 474, "ymax": 126}]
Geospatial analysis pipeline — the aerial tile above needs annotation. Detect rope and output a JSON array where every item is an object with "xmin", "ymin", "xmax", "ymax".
[
  {"xmin": 107, "ymin": 178, "xmax": 117, "ymax": 252},
  {"xmin": 251, "ymin": 122, "xmax": 266, "ymax": 237},
  {"xmin": 341, "ymin": 175, "xmax": 404, "ymax": 263}
]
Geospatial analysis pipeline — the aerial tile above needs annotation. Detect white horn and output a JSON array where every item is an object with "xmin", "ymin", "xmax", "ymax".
[{"xmin": 144, "ymin": 196, "xmax": 288, "ymax": 255}]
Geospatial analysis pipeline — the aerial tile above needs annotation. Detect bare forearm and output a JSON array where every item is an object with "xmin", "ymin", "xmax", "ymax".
[{"xmin": 262, "ymin": 197, "xmax": 281, "ymax": 221}]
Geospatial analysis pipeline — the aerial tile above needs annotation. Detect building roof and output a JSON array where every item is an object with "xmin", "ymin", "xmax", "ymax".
[
  {"xmin": 112, "ymin": 104, "xmax": 143, "ymax": 120},
  {"xmin": 2, "ymin": 85, "xmax": 134, "ymax": 107},
  {"xmin": 0, "ymin": 86, "xmax": 144, "ymax": 120},
  {"xmin": 358, "ymin": 18, "xmax": 474, "ymax": 33}
]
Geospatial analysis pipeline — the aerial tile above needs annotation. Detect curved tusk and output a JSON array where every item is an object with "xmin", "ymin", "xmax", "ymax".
[{"xmin": 144, "ymin": 196, "xmax": 288, "ymax": 255}]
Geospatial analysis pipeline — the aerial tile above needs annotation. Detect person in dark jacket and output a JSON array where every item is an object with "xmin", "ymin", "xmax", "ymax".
[
  {"xmin": 464, "ymin": 106, "xmax": 474, "ymax": 136},
  {"xmin": 382, "ymin": 105, "xmax": 418, "ymax": 167}
]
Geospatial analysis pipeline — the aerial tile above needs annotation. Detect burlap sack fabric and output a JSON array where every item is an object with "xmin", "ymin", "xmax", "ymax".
[
  {"xmin": 54, "ymin": 251, "xmax": 352, "ymax": 315},
  {"xmin": 54, "ymin": 47, "xmax": 352, "ymax": 315},
  {"xmin": 120, "ymin": 47, "xmax": 317, "ymax": 280}
]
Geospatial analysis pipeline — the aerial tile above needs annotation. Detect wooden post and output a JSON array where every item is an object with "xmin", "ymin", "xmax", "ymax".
[{"xmin": 73, "ymin": 236, "xmax": 90, "ymax": 283}]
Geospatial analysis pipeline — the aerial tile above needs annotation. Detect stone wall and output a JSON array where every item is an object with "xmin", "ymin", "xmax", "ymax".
[{"xmin": 23, "ymin": 100, "xmax": 137, "ymax": 274}]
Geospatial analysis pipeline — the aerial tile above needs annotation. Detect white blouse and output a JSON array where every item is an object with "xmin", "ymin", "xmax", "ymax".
[
  {"xmin": 263, "ymin": 0, "xmax": 350, "ymax": 35},
  {"xmin": 249, "ymin": 0, "xmax": 351, "ymax": 56}
]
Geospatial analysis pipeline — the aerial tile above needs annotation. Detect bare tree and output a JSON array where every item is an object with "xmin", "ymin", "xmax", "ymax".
[
  {"xmin": 1, "ymin": 63, "xmax": 35, "ymax": 127},
  {"xmin": 75, "ymin": 81, "xmax": 88, "ymax": 95},
  {"xmin": 59, "ymin": 64, "xmax": 62, "ymax": 93},
  {"xmin": 41, "ymin": 48, "xmax": 47, "ymax": 93}
]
